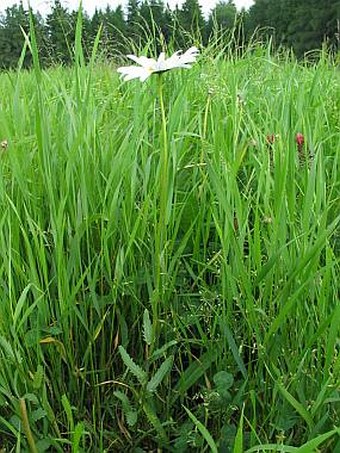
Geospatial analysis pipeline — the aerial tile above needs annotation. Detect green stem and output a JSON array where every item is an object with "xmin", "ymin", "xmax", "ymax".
[
  {"xmin": 153, "ymin": 74, "xmax": 169, "ymax": 339},
  {"xmin": 19, "ymin": 398, "xmax": 38, "ymax": 453},
  {"xmin": 158, "ymin": 74, "xmax": 169, "ymax": 256}
]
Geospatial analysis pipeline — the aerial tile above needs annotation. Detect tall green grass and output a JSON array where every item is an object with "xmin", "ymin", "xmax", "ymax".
[{"xmin": 0, "ymin": 15, "xmax": 339, "ymax": 452}]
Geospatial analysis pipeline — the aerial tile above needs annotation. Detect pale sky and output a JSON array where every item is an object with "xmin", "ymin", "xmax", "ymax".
[{"xmin": 0, "ymin": 0, "xmax": 254, "ymax": 17}]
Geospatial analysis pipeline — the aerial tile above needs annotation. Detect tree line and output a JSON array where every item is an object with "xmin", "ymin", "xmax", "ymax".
[{"xmin": 0, "ymin": 0, "xmax": 339, "ymax": 69}]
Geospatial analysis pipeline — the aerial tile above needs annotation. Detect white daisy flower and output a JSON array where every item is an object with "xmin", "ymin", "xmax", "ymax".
[{"xmin": 117, "ymin": 46, "xmax": 199, "ymax": 82}]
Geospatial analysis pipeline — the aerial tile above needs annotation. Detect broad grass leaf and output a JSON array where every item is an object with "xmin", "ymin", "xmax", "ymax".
[
  {"xmin": 183, "ymin": 406, "xmax": 218, "ymax": 453},
  {"xmin": 219, "ymin": 315, "xmax": 247, "ymax": 380},
  {"xmin": 173, "ymin": 348, "xmax": 219, "ymax": 403},
  {"xmin": 245, "ymin": 445, "xmax": 297, "ymax": 452},
  {"xmin": 12, "ymin": 284, "xmax": 32, "ymax": 329},
  {"xmin": 233, "ymin": 405, "xmax": 244, "ymax": 453},
  {"xmin": 295, "ymin": 428, "xmax": 340, "ymax": 453},
  {"xmin": 275, "ymin": 382, "xmax": 314, "ymax": 431}
]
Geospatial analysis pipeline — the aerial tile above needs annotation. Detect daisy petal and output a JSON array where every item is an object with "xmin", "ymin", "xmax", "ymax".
[
  {"xmin": 179, "ymin": 46, "xmax": 199, "ymax": 65},
  {"xmin": 163, "ymin": 51, "xmax": 181, "ymax": 70},
  {"xmin": 127, "ymin": 54, "xmax": 156, "ymax": 68},
  {"xmin": 117, "ymin": 66, "xmax": 151, "ymax": 81}
]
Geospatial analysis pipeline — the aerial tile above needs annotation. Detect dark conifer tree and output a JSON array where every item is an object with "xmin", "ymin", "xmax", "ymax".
[
  {"xmin": 126, "ymin": 0, "xmax": 141, "ymax": 41},
  {"xmin": 247, "ymin": 0, "xmax": 340, "ymax": 56},
  {"xmin": 178, "ymin": 0, "xmax": 205, "ymax": 44},
  {"xmin": 206, "ymin": 0, "xmax": 237, "ymax": 39},
  {"xmin": 45, "ymin": 0, "xmax": 73, "ymax": 64},
  {"xmin": 97, "ymin": 6, "xmax": 127, "ymax": 57},
  {"xmin": 139, "ymin": 0, "xmax": 168, "ymax": 50},
  {"xmin": 0, "ymin": 0, "xmax": 338, "ymax": 69},
  {"xmin": 0, "ymin": 3, "xmax": 31, "ymax": 68}
]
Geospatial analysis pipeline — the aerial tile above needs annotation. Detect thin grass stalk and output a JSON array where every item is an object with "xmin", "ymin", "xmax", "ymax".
[
  {"xmin": 19, "ymin": 398, "xmax": 38, "ymax": 453},
  {"xmin": 152, "ymin": 74, "xmax": 169, "ymax": 341}
]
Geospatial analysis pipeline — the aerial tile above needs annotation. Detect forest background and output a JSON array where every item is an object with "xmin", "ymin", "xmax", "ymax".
[{"xmin": 0, "ymin": 0, "xmax": 339, "ymax": 69}]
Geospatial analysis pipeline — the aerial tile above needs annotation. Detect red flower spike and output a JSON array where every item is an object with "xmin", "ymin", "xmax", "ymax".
[
  {"xmin": 296, "ymin": 133, "xmax": 305, "ymax": 147},
  {"xmin": 266, "ymin": 134, "xmax": 276, "ymax": 145}
]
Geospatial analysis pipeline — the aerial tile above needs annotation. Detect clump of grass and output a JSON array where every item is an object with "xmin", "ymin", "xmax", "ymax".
[{"xmin": 0, "ymin": 11, "xmax": 339, "ymax": 452}]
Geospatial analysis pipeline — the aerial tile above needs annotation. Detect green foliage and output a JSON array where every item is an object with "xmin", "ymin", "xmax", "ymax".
[
  {"xmin": 0, "ymin": 0, "xmax": 338, "ymax": 70},
  {"xmin": 0, "ymin": 15, "xmax": 339, "ymax": 452},
  {"xmin": 247, "ymin": 0, "xmax": 340, "ymax": 56},
  {"xmin": 114, "ymin": 311, "xmax": 176, "ymax": 446}
]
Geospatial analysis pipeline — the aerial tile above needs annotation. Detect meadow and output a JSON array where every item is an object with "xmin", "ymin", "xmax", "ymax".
[{"xmin": 0, "ymin": 20, "xmax": 339, "ymax": 452}]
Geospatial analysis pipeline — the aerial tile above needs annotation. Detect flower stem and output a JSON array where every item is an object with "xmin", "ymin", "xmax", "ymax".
[
  {"xmin": 20, "ymin": 398, "xmax": 38, "ymax": 453},
  {"xmin": 158, "ymin": 74, "xmax": 169, "ymax": 249},
  {"xmin": 153, "ymin": 74, "xmax": 169, "ymax": 338}
]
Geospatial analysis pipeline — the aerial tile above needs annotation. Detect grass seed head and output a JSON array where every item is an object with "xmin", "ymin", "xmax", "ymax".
[{"xmin": 1, "ymin": 139, "xmax": 8, "ymax": 150}]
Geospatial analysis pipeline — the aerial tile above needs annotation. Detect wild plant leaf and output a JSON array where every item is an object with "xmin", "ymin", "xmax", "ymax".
[
  {"xmin": 113, "ymin": 389, "xmax": 130, "ymax": 408},
  {"xmin": 0, "ymin": 336, "xmax": 16, "ymax": 361},
  {"xmin": 143, "ymin": 400, "xmax": 168, "ymax": 442},
  {"xmin": 32, "ymin": 365, "xmax": 44, "ymax": 390},
  {"xmin": 118, "ymin": 345, "xmax": 147, "ymax": 385},
  {"xmin": 113, "ymin": 390, "xmax": 137, "ymax": 427},
  {"xmin": 35, "ymin": 440, "xmax": 53, "ymax": 453},
  {"xmin": 31, "ymin": 408, "xmax": 47, "ymax": 422},
  {"xmin": 147, "ymin": 356, "xmax": 173, "ymax": 393},
  {"xmin": 150, "ymin": 340, "xmax": 178, "ymax": 362},
  {"xmin": 143, "ymin": 309, "xmax": 153, "ymax": 346},
  {"xmin": 213, "ymin": 371, "xmax": 234, "ymax": 391},
  {"xmin": 72, "ymin": 422, "xmax": 85, "ymax": 451},
  {"xmin": 24, "ymin": 329, "xmax": 41, "ymax": 347},
  {"xmin": 22, "ymin": 393, "xmax": 39, "ymax": 405},
  {"xmin": 61, "ymin": 394, "xmax": 74, "ymax": 431},
  {"xmin": 126, "ymin": 410, "xmax": 138, "ymax": 427},
  {"xmin": 43, "ymin": 326, "xmax": 63, "ymax": 336}
]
